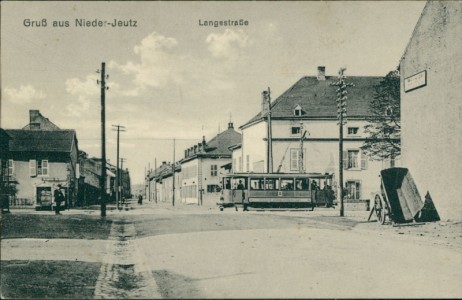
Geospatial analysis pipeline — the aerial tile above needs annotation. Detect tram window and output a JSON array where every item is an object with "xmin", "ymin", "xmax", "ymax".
[
  {"xmin": 265, "ymin": 178, "xmax": 280, "ymax": 190},
  {"xmin": 223, "ymin": 178, "xmax": 231, "ymax": 189},
  {"xmin": 295, "ymin": 178, "xmax": 309, "ymax": 190},
  {"xmin": 232, "ymin": 178, "xmax": 246, "ymax": 189},
  {"xmin": 280, "ymin": 179, "xmax": 294, "ymax": 190},
  {"xmin": 250, "ymin": 178, "xmax": 264, "ymax": 190}
]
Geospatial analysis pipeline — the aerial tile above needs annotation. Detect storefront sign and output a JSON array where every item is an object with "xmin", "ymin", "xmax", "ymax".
[{"xmin": 404, "ymin": 70, "xmax": 426, "ymax": 92}]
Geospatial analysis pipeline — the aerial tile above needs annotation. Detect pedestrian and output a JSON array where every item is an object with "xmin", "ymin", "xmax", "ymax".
[
  {"xmin": 53, "ymin": 185, "xmax": 63, "ymax": 215},
  {"xmin": 311, "ymin": 180, "xmax": 318, "ymax": 191},
  {"xmin": 325, "ymin": 185, "xmax": 335, "ymax": 208},
  {"xmin": 138, "ymin": 194, "xmax": 143, "ymax": 205},
  {"xmin": 237, "ymin": 180, "xmax": 248, "ymax": 211}
]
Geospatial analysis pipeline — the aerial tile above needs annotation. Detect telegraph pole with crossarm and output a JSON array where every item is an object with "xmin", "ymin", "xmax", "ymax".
[{"xmin": 331, "ymin": 67, "xmax": 354, "ymax": 217}]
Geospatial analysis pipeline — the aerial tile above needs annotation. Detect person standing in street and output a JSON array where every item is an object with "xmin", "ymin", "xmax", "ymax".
[
  {"xmin": 237, "ymin": 180, "xmax": 248, "ymax": 211},
  {"xmin": 138, "ymin": 194, "xmax": 143, "ymax": 205},
  {"xmin": 54, "ymin": 185, "xmax": 63, "ymax": 215}
]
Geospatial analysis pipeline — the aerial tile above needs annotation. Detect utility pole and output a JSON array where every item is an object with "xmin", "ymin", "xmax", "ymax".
[
  {"xmin": 148, "ymin": 162, "xmax": 151, "ymax": 202},
  {"xmin": 112, "ymin": 125, "xmax": 126, "ymax": 210},
  {"xmin": 120, "ymin": 158, "xmax": 127, "ymax": 202},
  {"xmin": 154, "ymin": 158, "xmax": 157, "ymax": 203},
  {"xmin": 331, "ymin": 67, "xmax": 354, "ymax": 217},
  {"xmin": 172, "ymin": 138, "xmax": 176, "ymax": 207},
  {"xmin": 263, "ymin": 88, "xmax": 273, "ymax": 173},
  {"xmin": 144, "ymin": 166, "xmax": 147, "ymax": 199},
  {"xmin": 97, "ymin": 62, "xmax": 109, "ymax": 217},
  {"xmin": 299, "ymin": 122, "xmax": 307, "ymax": 173}
]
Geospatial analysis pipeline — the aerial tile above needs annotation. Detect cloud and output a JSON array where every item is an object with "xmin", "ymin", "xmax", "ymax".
[
  {"xmin": 109, "ymin": 32, "xmax": 186, "ymax": 90},
  {"xmin": 206, "ymin": 29, "xmax": 250, "ymax": 60},
  {"xmin": 4, "ymin": 85, "xmax": 46, "ymax": 104},
  {"xmin": 65, "ymin": 74, "xmax": 99, "ymax": 117}
]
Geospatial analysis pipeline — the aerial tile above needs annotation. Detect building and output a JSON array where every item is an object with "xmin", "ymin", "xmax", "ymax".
[
  {"xmin": 400, "ymin": 1, "xmax": 462, "ymax": 220},
  {"xmin": 180, "ymin": 122, "xmax": 241, "ymax": 206},
  {"xmin": 0, "ymin": 129, "xmax": 12, "ymax": 212},
  {"xmin": 4, "ymin": 129, "xmax": 79, "ymax": 209},
  {"xmin": 147, "ymin": 161, "xmax": 180, "ymax": 204},
  {"xmin": 238, "ymin": 67, "xmax": 394, "ymax": 206}
]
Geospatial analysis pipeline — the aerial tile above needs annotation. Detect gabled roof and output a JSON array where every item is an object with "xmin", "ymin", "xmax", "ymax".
[
  {"xmin": 205, "ymin": 127, "xmax": 241, "ymax": 155},
  {"xmin": 5, "ymin": 129, "xmax": 77, "ymax": 153},
  {"xmin": 180, "ymin": 124, "xmax": 242, "ymax": 164},
  {"xmin": 240, "ymin": 75, "xmax": 382, "ymax": 129}
]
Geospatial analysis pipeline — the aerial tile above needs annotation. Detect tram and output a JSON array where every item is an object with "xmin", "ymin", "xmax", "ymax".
[{"xmin": 217, "ymin": 173, "xmax": 336, "ymax": 211}]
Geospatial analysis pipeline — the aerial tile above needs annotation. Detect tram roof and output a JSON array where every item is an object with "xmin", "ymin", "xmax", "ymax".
[{"xmin": 223, "ymin": 173, "xmax": 333, "ymax": 179}]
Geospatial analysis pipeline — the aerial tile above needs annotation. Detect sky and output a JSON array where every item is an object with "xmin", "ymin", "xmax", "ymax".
[{"xmin": 1, "ymin": 1, "xmax": 426, "ymax": 185}]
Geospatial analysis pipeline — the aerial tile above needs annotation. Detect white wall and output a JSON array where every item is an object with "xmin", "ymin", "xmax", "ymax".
[
  {"xmin": 241, "ymin": 118, "xmax": 397, "ymax": 202},
  {"xmin": 241, "ymin": 122, "xmax": 267, "ymax": 173},
  {"xmin": 400, "ymin": 1, "xmax": 462, "ymax": 220}
]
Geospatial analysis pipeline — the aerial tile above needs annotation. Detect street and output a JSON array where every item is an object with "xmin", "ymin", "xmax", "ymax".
[{"xmin": 1, "ymin": 202, "xmax": 461, "ymax": 298}]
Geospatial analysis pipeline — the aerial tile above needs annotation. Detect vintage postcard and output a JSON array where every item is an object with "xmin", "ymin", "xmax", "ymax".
[{"xmin": 1, "ymin": 1, "xmax": 461, "ymax": 299}]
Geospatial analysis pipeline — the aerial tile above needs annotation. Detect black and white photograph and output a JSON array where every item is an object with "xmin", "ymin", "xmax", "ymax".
[{"xmin": 1, "ymin": 1, "xmax": 461, "ymax": 298}]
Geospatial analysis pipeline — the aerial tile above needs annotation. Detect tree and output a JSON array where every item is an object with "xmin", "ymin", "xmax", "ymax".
[{"xmin": 361, "ymin": 69, "xmax": 400, "ymax": 160}]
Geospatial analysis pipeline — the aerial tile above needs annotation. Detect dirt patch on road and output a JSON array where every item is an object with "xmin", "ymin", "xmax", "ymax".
[
  {"xmin": 1, "ymin": 214, "xmax": 113, "ymax": 240},
  {"xmin": 357, "ymin": 220, "xmax": 462, "ymax": 249},
  {"xmin": 0, "ymin": 260, "xmax": 100, "ymax": 299},
  {"xmin": 152, "ymin": 269, "xmax": 202, "ymax": 299}
]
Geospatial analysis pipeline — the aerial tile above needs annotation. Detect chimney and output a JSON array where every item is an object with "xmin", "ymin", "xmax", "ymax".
[
  {"xmin": 198, "ymin": 143, "xmax": 202, "ymax": 153},
  {"xmin": 29, "ymin": 109, "xmax": 41, "ymax": 130},
  {"xmin": 194, "ymin": 145, "xmax": 198, "ymax": 153},
  {"xmin": 317, "ymin": 66, "xmax": 326, "ymax": 80},
  {"xmin": 261, "ymin": 91, "xmax": 270, "ymax": 114},
  {"xmin": 184, "ymin": 150, "xmax": 188, "ymax": 158}
]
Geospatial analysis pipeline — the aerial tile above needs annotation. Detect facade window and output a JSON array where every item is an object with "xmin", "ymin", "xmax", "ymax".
[
  {"xmin": 348, "ymin": 127, "xmax": 359, "ymax": 135},
  {"xmin": 207, "ymin": 184, "xmax": 221, "ymax": 193},
  {"xmin": 181, "ymin": 185, "xmax": 197, "ymax": 198},
  {"xmin": 233, "ymin": 158, "xmax": 236, "ymax": 172},
  {"xmin": 291, "ymin": 126, "xmax": 301, "ymax": 135},
  {"xmin": 210, "ymin": 164, "xmax": 217, "ymax": 176},
  {"xmin": 37, "ymin": 160, "xmax": 49, "ymax": 176},
  {"xmin": 239, "ymin": 157, "xmax": 243, "ymax": 172},
  {"xmin": 347, "ymin": 150, "xmax": 359, "ymax": 169},
  {"xmin": 346, "ymin": 180, "xmax": 361, "ymax": 200},
  {"xmin": 8, "ymin": 160, "xmax": 14, "ymax": 177},
  {"xmin": 290, "ymin": 149, "xmax": 305, "ymax": 171},
  {"xmin": 30, "ymin": 160, "xmax": 37, "ymax": 176},
  {"xmin": 294, "ymin": 105, "xmax": 302, "ymax": 116},
  {"xmin": 246, "ymin": 155, "xmax": 250, "ymax": 172},
  {"xmin": 343, "ymin": 150, "xmax": 368, "ymax": 170}
]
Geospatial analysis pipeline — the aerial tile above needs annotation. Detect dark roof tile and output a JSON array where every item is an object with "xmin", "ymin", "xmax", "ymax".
[
  {"xmin": 241, "ymin": 76, "xmax": 382, "ymax": 128},
  {"xmin": 5, "ymin": 129, "xmax": 76, "ymax": 152}
]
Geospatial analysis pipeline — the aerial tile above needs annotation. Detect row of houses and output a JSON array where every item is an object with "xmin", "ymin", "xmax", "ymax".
[
  {"xmin": 146, "ymin": 66, "xmax": 397, "ymax": 208},
  {"xmin": 0, "ymin": 110, "xmax": 131, "ymax": 210}
]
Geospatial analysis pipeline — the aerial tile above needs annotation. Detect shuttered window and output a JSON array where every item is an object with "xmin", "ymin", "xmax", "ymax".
[
  {"xmin": 290, "ymin": 149, "xmax": 306, "ymax": 171},
  {"xmin": 42, "ymin": 160, "xmax": 49, "ymax": 176},
  {"xmin": 347, "ymin": 150, "xmax": 359, "ymax": 169},
  {"xmin": 360, "ymin": 151, "xmax": 368, "ymax": 170},
  {"xmin": 344, "ymin": 150, "xmax": 367, "ymax": 170},
  {"xmin": 30, "ymin": 160, "xmax": 37, "ymax": 176}
]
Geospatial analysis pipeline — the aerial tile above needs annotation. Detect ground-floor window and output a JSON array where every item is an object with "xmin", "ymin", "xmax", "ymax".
[
  {"xmin": 182, "ymin": 185, "xmax": 197, "ymax": 198},
  {"xmin": 345, "ymin": 180, "xmax": 361, "ymax": 200},
  {"xmin": 207, "ymin": 184, "xmax": 221, "ymax": 193}
]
